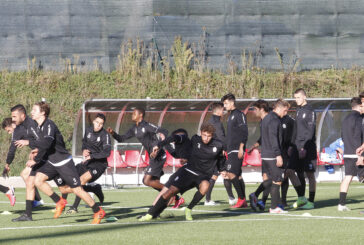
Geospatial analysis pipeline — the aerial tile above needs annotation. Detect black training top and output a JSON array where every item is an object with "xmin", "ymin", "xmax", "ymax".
[
  {"xmin": 226, "ymin": 108, "xmax": 248, "ymax": 152},
  {"xmin": 7, "ymin": 116, "xmax": 38, "ymax": 165},
  {"xmin": 208, "ymin": 115, "xmax": 226, "ymax": 148},
  {"xmin": 292, "ymin": 104, "xmax": 316, "ymax": 150},
  {"xmin": 29, "ymin": 118, "xmax": 71, "ymax": 165},
  {"xmin": 185, "ymin": 135, "xmax": 225, "ymax": 177},
  {"xmin": 111, "ymin": 120, "xmax": 168, "ymax": 154},
  {"xmin": 158, "ymin": 133, "xmax": 192, "ymax": 159},
  {"xmin": 281, "ymin": 114, "xmax": 295, "ymax": 159},
  {"xmin": 342, "ymin": 110, "xmax": 363, "ymax": 156},
  {"xmin": 82, "ymin": 126, "xmax": 111, "ymax": 160},
  {"xmin": 260, "ymin": 111, "xmax": 282, "ymax": 158}
]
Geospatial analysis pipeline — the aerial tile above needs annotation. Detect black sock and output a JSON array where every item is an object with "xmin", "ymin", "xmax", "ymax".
[
  {"xmin": 34, "ymin": 188, "xmax": 41, "ymax": 201},
  {"xmin": 0, "ymin": 184, "xmax": 9, "ymax": 193},
  {"xmin": 281, "ymin": 179, "xmax": 289, "ymax": 204},
  {"xmin": 50, "ymin": 192, "xmax": 61, "ymax": 203},
  {"xmin": 187, "ymin": 191, "xmax": 204, "ymax": 209},
  {"xmin": 239, "ymin": 178, "xmax": 246, "ymax": 198},
  {"xmin": 270, "ymin": 184, "xmax": 281, "ymax": 209},
  {"xmin": 262, "ymin": 180, "xmax": 272, "ymax": 204},
  {"xmin": 224, "ymin": 179, "xmax": 235, "ymax": 199},
  {"xmin": 308, "ymin": 191, "xmax": 315, "ymax": 203},
  {"xmin": 72, "ymin": 196, "xmax": 82, "ymax": 209},
  {"xmin": 91, "ymin": 203, "xmax": 100, "ymax": 213},
  {"xmin": 339, "ymin": 192, "xmax": 347, "ymax": 206},
  {"xmin": 205, "ymin": 179, "xmax": 216, "ymax": 202},
  {"xmin": 231, "ymin": 177, "xmax": 244, "ymax": 199},
  {"xmin": 255, "ymin": 183, "xmax": 265, "ymax": 197},
  {"xmin": 297, "ymin": 172, "xmax": 306, "ymax": 196},
  {"xmin": 25, "ymin": 200, "xmax": 33, "ymax": 218},
  {"xmin": 293, "ymin": 183, "xmax": 304, "ymax": 197},
  {"xmin": 62, "ymin": 193, "xmax": 68, "ymax": 200},
  {"xmin": 148, "ymin": 196, "xmax": 168, "ymax": 218}
]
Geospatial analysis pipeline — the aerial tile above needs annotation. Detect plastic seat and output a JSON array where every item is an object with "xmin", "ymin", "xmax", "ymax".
[
  {"xmin": 165, "ymin": 151, "xmax": 184, "ymax": 168},
  {"xmin": 124, "ymin": 150, "xmax": 149, "ymax": 168},
  {"xmin": 243, "ymin": 148, "xmax": 262, "ymax": 166},
  {"xmin": 107, "ymin": 150, "xmax": 127, "ymax": 168}
]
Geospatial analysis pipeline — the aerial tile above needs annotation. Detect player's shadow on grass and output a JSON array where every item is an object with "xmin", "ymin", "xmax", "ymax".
[
  {"xmin": 308, "ymin": 194, "xmax": 364, "ymax": 210},
  {"xmin": 0, "ymin": 221, "xmax": 165, "ymax": 244}
]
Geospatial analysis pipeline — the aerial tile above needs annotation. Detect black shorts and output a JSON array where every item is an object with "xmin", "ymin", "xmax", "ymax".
[
  {"xmin": 29, "ymin": 161, "xmax": 46, "ymax": 177},
  {"xmin": 212, "ymin": 166, "xmax": 219, "ymax": 176},
  {"xmin": 38, "ymin": 159, "xmax": 81, "ymax": 188},
  {"xmin": 226, "ymin": 152, "xmax": 242, "ymax": 176},
  {"xmin": 262, "ymin": 159, "xmax": 284, "ymax": 182},
  {"xmin": 145, "ymin": 152, "xmax": 166, "ymax": 178},
  {"xmin": 166, "ymin": 166, "xmax": 209, "ymax": 195},
  {"xmin": 76, "ymin": 159, "xmax": 107, "ymax": 183},
  {"xmin": 344, "ymin": 158, "xmax": 360, "ymax": 176}
]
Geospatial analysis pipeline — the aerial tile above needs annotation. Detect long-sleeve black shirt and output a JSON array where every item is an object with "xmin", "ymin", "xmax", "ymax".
[
  {"xmin": 281, "ymin": 114, "xmax": 295, "ymax": 159},
  {"xmin": 226, "ymin": 108, "xmax": 248, "ymax": 152},
  {"xmin": 208, "ymin": 115, "xmax": 226, "ymax": 149},
  {"xmin": 292, "ymin": 104, "xmax": 316, "ymax": 150},
  {"xmin": 29, "ymin": 118, "xmax": 71, "ymax": 165},
  {"xmin": 261, "ymin": 111, "xmax": 282, "ymax": 159},
  {"xmin": 111, "ymin": 120, "xmax": 168, "ymax": 154},
  {"xmin": 342, "ymin": 110, "xmax": 362, "ymax": 156},
  {"xmin": 185, "ymin": 135, "xmax": 225, "ymax": 177},
  {"xmin": 82, "ymin": 126, "xmax": 111, "ymax": 160},
  {"xmin": 6, "ymin": 116, "xmax": 37, "ymax": 165},
  {"xmin": 158, "ymin": 133, "xmax": 192, "ymax": 159}
]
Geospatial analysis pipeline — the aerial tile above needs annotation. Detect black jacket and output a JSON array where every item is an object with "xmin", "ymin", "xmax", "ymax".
[
  {"xmin": 82, "ymin": 126, "xmax": 111, "ymax": 160},
  {"xmin": 208, "ymin": 115, "xmax": 226, "ymax": 149},
  {"xmin": 111, "ymin": 120, "xmax": 168, "ymax": 154},
  {"xmin": 292, "ymin": 104, "xmax": 316, "ymax": 151},
  {"xmin": 185, "ymin": 135, "xmax": 225, "ymax": 177},
  {"xmin": 281, "ymin": 115, "xmax": 295, "ymax": 159},
  {"xmin": 7, "ymin": 116, "xmax": 38, "ymax": 164},
  {"xmin": 29, "ymin": 118, "xmax": 71, "ymax": 165},
  {"xmin": 342, "ymin": 110, "xmax": 362, "ymax": 156},
  {"xmin": 226, "ymin": 108, "xmax": 248, "ymax": 152},
  {"xmin": 260, "ymin": 111, "xmax": 282, "ymax": 158},
  {"xmin": 158, "ymin": 133, "xmax": 192, "ymax": 159}
]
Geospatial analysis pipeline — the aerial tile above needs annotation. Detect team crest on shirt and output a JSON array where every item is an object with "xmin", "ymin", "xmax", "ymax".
[
  {"xmin": 93, "ymin": 170, "xmax": 98, "ymax": 175},
  {"xmin": 174, "ymin": 176, "xmax": 179, "ymax": 181},
  {"xmin": 282, "ymin": 124, "xmax": 286, "ymax": 129},
  {"xmin": 227, "ymin": 164, "xmax": 231, "ymax": 170},
  {"xmin": 135, "ymin": 128, "xmax": 138, "ymax": 134},
  {"xmin": 73, "ymin": 178, "xmax": 78, "ymax": 185},
  {"xmin": 142, "ymin": 127, "xmax": 145, "ymax": 133},
  {"xmin": 97, "ymin": 137, "xmax": 100, "ymax": 142},
  {"xmin": 56, "ymin": 178, "xmax": 63, "ymax": 185},
  {"xmin": 231, "ymin": 115, "xmax": 235, "ymax": 120},
  {"xmin": 197, "ymin": 143, "xmax": 201, "ymax": 149},
  {"xmin": 303, "ymin": 113, "xmax": 306, "ymax": 118},
  {"xmin": 213, "ymin": 147, "xmax": 217, "ymax": 152},
  {"xmin": 87, "ymin": 133, "xmax": 91, "ymax": 139}
]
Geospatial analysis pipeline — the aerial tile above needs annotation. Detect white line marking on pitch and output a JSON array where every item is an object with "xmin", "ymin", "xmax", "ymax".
[{"xmin": 0, "ymin": 218, "xmax": 313, "ymax": 231}]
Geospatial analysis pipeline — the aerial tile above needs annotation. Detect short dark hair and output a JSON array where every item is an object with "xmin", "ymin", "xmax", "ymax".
[
  {"xmin": 274, "ymin": 99, "xmax": 290, "ymax": 109},
  {"xmin": 172, "ymin": 128, "xmax": 188, "ymax": 138},
  {"xmin": 95, "ymin": 113, "xmax": 106, "ymax": 123},
  {"xmin": 211, "ymin": 102, "xmax": 224, "ymax": 113},
  {"xmin": 221, "ymin": 93, "xmax": 236, "ymax": 103},
  {"xmin": 2, "ymin": 118, "xmax": 13, "ymax": 129},
  {"xmin": 351, "ymin": 97, "xmax": 362, "ymax": 108},
  {"xmin": 359, "ymin": 91, "xmax": 364, "ymax": 99},
  {"xmin": 11, "ymin": 104, "xmax": 26, "ymax": 115},
  {"xmin": 35, "ymin": 102, "xmax": 50, "ymax": 117},
  {"xmin": 200, "ymin": 123, "xmax": 216, "ymax": 135},
  {"xmin": 252, "ymin": 99, "xmax": 269, "ymax": 113},
  {"xmin": 294, "ymin": 88, "xmax": 306, "ymax": 96},
  {"xmin": 134, "ymin": 107, "xmax": 145, "ymax": 118}
]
